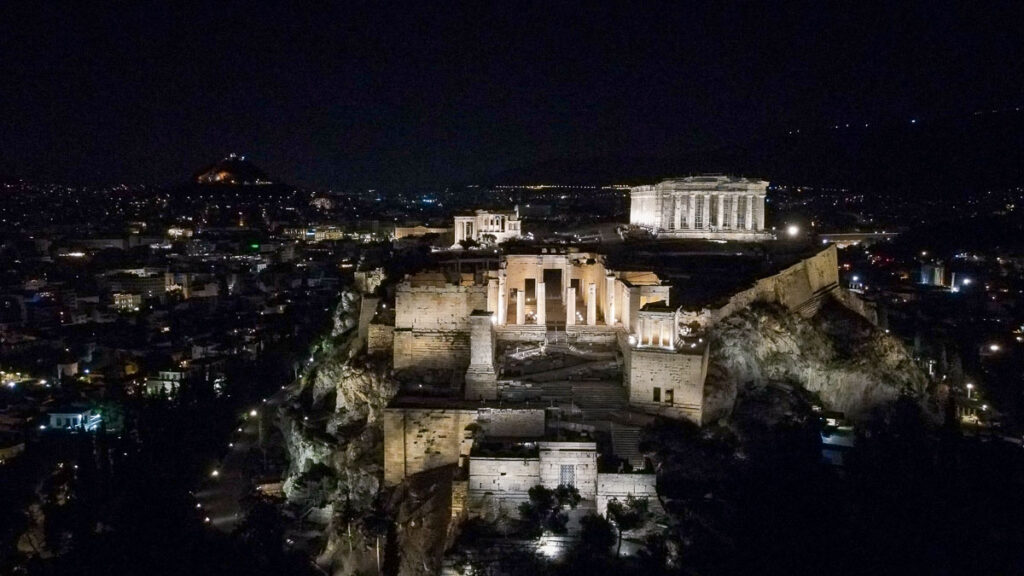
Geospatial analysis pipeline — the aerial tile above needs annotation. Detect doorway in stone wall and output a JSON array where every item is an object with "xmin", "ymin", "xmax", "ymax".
[{"xmin": 543, "ymin": 268, "xmax": 565, "ymax": 325}]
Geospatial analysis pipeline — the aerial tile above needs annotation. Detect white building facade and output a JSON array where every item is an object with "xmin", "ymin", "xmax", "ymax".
[
  {"xmin": 630, "ymin": 175, "xmax": 771, "ymax": 241},
  {"xmin": 453, "ymin": 209, "xmax": 522, "ymax": 246}
]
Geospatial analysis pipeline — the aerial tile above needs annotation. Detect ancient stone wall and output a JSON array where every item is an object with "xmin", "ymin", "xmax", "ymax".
[
  {"xmin": 468, "ymin": 457, "xmax": 541, "ymax": 496},
  {"xmin": 596, "ymin": 473, "xmax": 659, "ymax": 515},
  {"xmin": 367, "ymin": 324, "xmax": 394, "ymax": 355},
  {"xmin": 565, "ymin": 325, "xmax": 620, "ymax": 344},
  {"xmin": 393, "ymin": 330, "xmax": 470, "ymax": 370},
  {"xmin": 494, "ymin": 325, "xmax": 547, "ymax": 342},
  {"xmin": 383, "ymin": 407, "xmax": 546, "ymax": 486},
  {"xmin": 683, "ymin": 245, "xmax": 840, "ymax": 329},
  {"xmin": 395, "ymin": 283, "xmax": 488, "ymax": 331},
  {"xmin": 477, "ymin": 408, "xmax": 546, "ymax": 437},
  {"xmin": 732, "ymin": 245, "xmax": 837, "ymax": 320}
]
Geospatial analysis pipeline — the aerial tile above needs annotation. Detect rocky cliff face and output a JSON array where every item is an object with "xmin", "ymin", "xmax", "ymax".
[
  {"xmin": 277, "ymin": 291, "xmax": 401, "ymax": 574},
  {"xmin": 704, "ymin": 298, "xmax": 928, "ymax": 422}
]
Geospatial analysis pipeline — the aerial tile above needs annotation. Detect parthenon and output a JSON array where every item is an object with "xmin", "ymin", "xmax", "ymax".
[{"xmin": 630, "ymin": 175, "xmax": 771, "ymax": 240}]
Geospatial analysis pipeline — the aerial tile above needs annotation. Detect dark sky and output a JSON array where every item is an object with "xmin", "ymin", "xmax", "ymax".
[{"xmin": 2, "ymin": 1, "xmax": 1023, "ymax": 188}]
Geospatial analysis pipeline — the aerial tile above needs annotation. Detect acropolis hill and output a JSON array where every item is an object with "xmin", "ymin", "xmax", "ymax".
[{"xmin": 275, "ymin": 176, "xmax": 920, "ymax": 574}]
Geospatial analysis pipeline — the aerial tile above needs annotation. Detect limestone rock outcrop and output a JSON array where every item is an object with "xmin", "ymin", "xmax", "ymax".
[
  {"xmin": 277, "ymin": 291, "xmax": 401, "ymax": 573},
  {"xmin": 703, "ymin": 298, "xmax": 927, "ymax": 422}
]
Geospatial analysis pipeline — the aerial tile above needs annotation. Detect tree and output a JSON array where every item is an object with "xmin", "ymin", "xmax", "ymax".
[
  {"xmin": 578, "ymin": 513, "xmax": 615, "ymax": 553},
  {"xmin": 518, "ymin": 484, "xmax": 581, "ymax": 538},
  {"xmin": 606, "ymin": 495, "xmax": 649, "ymax": 557}
]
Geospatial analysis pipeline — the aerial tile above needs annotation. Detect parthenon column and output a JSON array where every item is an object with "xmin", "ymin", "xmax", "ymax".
[
  {"xmin": 566, "ymin": 287, "xmax": 576, "ymax": 326},
  {"xmin": 686, "ymin": 194, "xmax": 696, "ymax": 229},
  {"xmin": 515, "ymin": 289, "xmax": 525, "ymax": 325},
  {"xmin": 673, "ymin": 195, "xmax": 682, "ymax": 230},
  {"xmin": 536, "ymin": 282, "xmax": 546, "ymax": 325},
  {"xmin": 731, "ymin": 195, "xmax": 739, "ymax": 229},
  {"xmin": 716, "ymin": 194, "xmax": 724, "ymax": 228},
  {"xmin": 746, "ymin": 194, "xmax": 754, "ymax": 230},
  {"xmin": 703, "ymin": 193, "xmax": 712, "ymax": 229},
  {"xmin": 756, "ymin": 195, "xmax": 766, "ymax": 230}
]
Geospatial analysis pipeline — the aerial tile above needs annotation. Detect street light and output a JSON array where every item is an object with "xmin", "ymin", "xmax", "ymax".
[
  {"xmin": 786, "ymin": 224, "xmax": 800, "ymax": 238},
  {"xmin": 989, "ymin": 343, "xmax": 1001, "ymax": 352},
  {"xmin": 966, "ymin": 383, "xmax": 974, "ymax": 399},
  {"xmin": 210, "ymin": 469, "xmax": 220, "ymax": 478},
  {"xmin": 249, "ymin": 409, "xmax": 258, "ymax": 417}
]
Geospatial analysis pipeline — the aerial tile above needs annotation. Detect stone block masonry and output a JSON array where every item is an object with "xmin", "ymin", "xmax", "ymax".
[
  {"xmin": 367, "ymin": 324, "xmax": 394, "ymax": 355},
  {"xmin": 395, "ymin": 282, "xmax": 488, "ymax": 332},
  {"xmin": 627, "ymin": 346, "xmax": 708, "ymax": 424},
  {"xmin": 596, "ymin": 473, "xmax": 659, "ymax": 516},
  {"xmin": 383, "ymin": 407, "xmax": 546, "ymax": 486},
  {"xmin": 393, "ymin": 330, "xmax": 470, "ymax": 371}
]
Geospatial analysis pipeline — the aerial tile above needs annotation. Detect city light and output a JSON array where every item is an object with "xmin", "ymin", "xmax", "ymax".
[
  {"xmin": 989, "ymin": 343, "xmax": 1001, "ymax": 352},
  {"xmin": 786, "ymin": 224, "xmax": 800, "ymax": 237},
  {"xmin": 210, "ymin": 469, "xmax": 220, "ymax": 478}
]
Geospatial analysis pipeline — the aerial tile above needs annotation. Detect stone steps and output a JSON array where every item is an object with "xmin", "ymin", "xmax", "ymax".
[
  {"xmin": 539, "ymin": 381, "xmax": 628, "ymax": 420},
  {"xmin": 611, "ymin": 423, "xmax": 645, "ymax": 469}
]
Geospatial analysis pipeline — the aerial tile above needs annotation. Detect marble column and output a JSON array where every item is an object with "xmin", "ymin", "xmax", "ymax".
[
  {"xmin": 637, "ymin": 317, "xmax": 645, "ymax": 346},
  {"xmin": 716, "ymin": 194, "xmax": 724, "ymax": 229},
  {"xmin": 731, "ymin": 195, "xmax": 740, "ymax": 230},
  {"xmin": 757, "ymin": 195, "xmax": 766, "ymax": 230},
  {"xmin": 605, "ymin": 275, "xmax": 616, "ymax": 325},
  {"xmin": 536, "ymin": 282, "xmax": 546, "ymax": 325},
  {"xmin": 587, "ymin": 283, "xmax": 596, "ymax": 325},
  {"xmin": 703, "ymin": 194, "xmax": 712, "ymax": 229},
  {"xmin": 497, "ymin": 273, "xmax": 507, "ymax": 325},
  {"xmin": 746, "ymin": 194, "xmax": 754, "ymax": 230},
  {"xmin": 673, "ymin": 194, "xmax": 682, "ymax": 230},
  {"xmin": 566, "ymin": 287, "xmax": 576, "ymax": 326},
  {"xmin": 516, "ymin": 289, "xmax": 525, "ymax": 325},
  {"xmin": 687, "ymin": 194, "xmax": 696, "ymax": 229}
]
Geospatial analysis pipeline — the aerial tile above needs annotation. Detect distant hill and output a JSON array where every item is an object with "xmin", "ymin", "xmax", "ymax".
[
  {"xmin": 192, "ymin": 153, "xmax": 275, "ymax": 186},
  {"xmin": 489, "ymin": 110, "xmax": 1024, "ymax": 196}
]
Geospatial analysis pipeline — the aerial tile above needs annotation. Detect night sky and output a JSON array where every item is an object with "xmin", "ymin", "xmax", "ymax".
[{"xmin": 2, "ymin": 2, "xmax": 1023, "ymax": 188}]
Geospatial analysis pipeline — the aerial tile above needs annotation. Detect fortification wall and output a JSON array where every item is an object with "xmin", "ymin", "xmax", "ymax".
[
  {"xmin": 395, "ymin": 283, "xmax": 488, "ymax": 331},
  {"xmin": 695, "ymin": 245, "xmax": 840, "ymax": 327},
  {"xmin": 712, "ymin": 242, "xmax": 839, "ymax": 323},
  {"xmin": 393, "ymin": 330, "xmax": 470, "ymax": 370},
  {"xmin": 383, "ymin": 407, "xmax": 546, "ymax": 486},
  {"xmin": 367, "ymin": 324, "xmax": 394, "ymax": 355}
]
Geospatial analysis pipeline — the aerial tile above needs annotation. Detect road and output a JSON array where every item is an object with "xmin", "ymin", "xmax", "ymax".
[{"xmin": 194, "ymin": 388, "xmax": 290, "ymax": 532}]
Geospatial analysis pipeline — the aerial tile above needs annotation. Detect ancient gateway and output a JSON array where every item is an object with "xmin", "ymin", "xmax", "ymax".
[
  {"xmin": 374, "ymin": 241, "xmax": 841, "ymax": 517},
  {"xmin": 630, "ymin": 175, "xmax": 771, "ymax": 240}
]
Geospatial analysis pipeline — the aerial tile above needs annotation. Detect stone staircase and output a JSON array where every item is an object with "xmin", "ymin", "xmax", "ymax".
[
  {"xmin": 610, "ymin": 423, "xmax": 645, "ymax": 469},
  {"xmin": 539, "ymin": 380, "xmax": 628, "ymax": 421}
]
